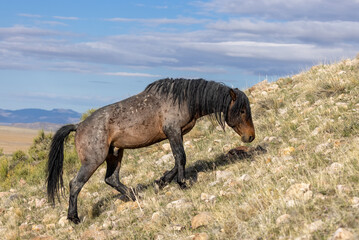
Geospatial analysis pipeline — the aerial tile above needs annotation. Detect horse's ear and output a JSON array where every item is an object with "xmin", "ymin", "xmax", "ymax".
[{"xmin": 229, "ymin": 89, "xmax": 237, "ymax": 101}]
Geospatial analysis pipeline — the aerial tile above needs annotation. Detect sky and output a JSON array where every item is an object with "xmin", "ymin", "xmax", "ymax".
[{"xmin": 1, "ymin": 0, "xmax": 359, "ymax": 113}]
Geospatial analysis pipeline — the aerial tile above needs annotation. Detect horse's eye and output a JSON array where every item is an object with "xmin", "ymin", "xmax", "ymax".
[{"xmin": 240, "ymin": 110, "xmax": 245, "ymax": 114}]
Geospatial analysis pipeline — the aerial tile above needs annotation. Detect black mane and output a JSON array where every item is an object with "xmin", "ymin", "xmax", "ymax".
[{"xmin": 145, "ymin": 78, "xmax": 250, "ymax": 129}]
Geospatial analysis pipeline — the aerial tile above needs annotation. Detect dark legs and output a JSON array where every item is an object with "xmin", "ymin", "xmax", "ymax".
[
  {"xmin": 68, "ymin": 162, "xmax": 101, "ymax": 224},
  {"xmin": 104, "ymin": 147, "xmax": 136, "ymax": 201},
  {"xmin": 156, "ymin": 126, "xmax": 187, "ymax": 189}
]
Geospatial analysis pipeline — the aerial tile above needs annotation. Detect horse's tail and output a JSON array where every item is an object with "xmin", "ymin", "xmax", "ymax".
[{"xmin": 47, "ymin": 124, "xmax": 78, "ymax": 205}]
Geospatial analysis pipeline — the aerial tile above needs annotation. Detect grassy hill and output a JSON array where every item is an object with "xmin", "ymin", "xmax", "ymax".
[{"xmin": 1, "ymin": 56, "xmax": 359, "ymax": 239}]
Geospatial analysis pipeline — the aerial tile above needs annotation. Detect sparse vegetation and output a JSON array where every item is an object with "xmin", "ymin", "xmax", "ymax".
[{"xmin": 1, "ymin": 57, "xmax": 359, "ymax": 239}]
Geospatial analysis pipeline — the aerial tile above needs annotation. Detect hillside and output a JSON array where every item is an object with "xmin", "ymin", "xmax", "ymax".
[
  {"xmin": 0, "ymin": 57, "xmax": 359, "ymax": 239},
  {"xmin": 0, "ymin": 108, "xmax": 81, "ymax": 125}
]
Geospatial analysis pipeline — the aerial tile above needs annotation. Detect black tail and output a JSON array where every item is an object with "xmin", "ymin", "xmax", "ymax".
[{"xmin": 47, "ymin": 124, "xmax": 77, "ymax": 205}]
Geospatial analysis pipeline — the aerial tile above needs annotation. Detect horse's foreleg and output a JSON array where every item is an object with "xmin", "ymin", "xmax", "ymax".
[
  {"xmin": 160, "ymin": 126, "xmax": 187, "ymax": 189},
  {"xmin": 105, "ymin": 147, "xmax": 136, "ymax": 201}
]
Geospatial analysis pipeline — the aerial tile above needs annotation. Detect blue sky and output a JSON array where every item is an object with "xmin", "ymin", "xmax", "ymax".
[{"xmin": 1, "ymin": 0, "xmax": 359, "ymax": 113}]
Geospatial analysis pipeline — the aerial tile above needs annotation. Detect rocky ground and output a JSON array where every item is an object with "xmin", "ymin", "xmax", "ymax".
[{"xmin": 1, "ymin": 56, "xmax": 359, "ymax": 239}]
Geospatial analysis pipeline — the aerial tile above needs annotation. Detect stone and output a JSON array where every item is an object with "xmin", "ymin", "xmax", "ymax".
[
  {"xmin": 276, "ymin": 214, "xmax": 291, "ymax": 225},
  {"xmin": 191, "ymin": 212, "xmax": 213, "ymax": 229},
  {"xmin": 200, "ymin": 193, "xmax": 216, "ymax": 203},
  {"xmin": 281, "ymin": 147, "xmax": 295, "ymax": 156},
  {"xmin": 156, "ymin": 154, "xmax": 173, "ymax": 165},
  {"xmin": 116, "ymin": 201, "xmax": 139, "ymax": 213},
  {"xmin": 286, "ymin": 183, "xmax": 312, "ymax": 201},
  {"xmin": 166, "ymin": 199, "xmax": 192, "ymax": 210},
  {"xmin": 58, "ymin": 216, "xmax": 68, "ymax": 227},
  {"xmin": 42, "ymin": 213, "xmax": 58, "ymax": 224},
  {"xmin": 331, "ymin": 228, "xmax": 354, "ymax": 240},
  {"xmin": 193, "ymin": 232, "xmax": 210, "ymax": 240},
  {"xmin": 337, "ymin": 185, "xmax": 350, "ymax": 195},
  {"xmin": 30, "ymin": 236, "xmax": 55, "ymax": 240},
  {"xmin": 35, "ymin": 198, "xmax": 46, "ymax": 208},
  {"xmin": 328, "ymin": 162, "xmax": 344, "ymax": 174},
  {"xmin": 151, "ymin": 211, "xmax": 166, "ymax": 223},
  {"xmin": 306, "ymin": 220, "xmax": 324, "ymax": 233},
  {"xmin": 171, "ymin": 224, "xmax": 185, "ymax": 231},
  {"xmin": 162, "ymin": 143, "xmax": 171, "ymax": 151},
  {"xmin": 216, "ymin": 170, "xmax": 233, "ymax": 181},
  {"xmin": 239, "ymin": 174, "xmax": 251, "ymax": 182},
  {"xmin": 81, "ymin": 230, "xmax": 107, "ymax": 240},
  {"xmin": 31, "ymin": 224, "xmax": 45, "ymax": 232}
]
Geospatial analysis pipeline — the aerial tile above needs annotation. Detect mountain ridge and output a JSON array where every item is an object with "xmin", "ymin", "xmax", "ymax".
[{"xmin": 0, "ymin": 108, "xmax": 81, "ymax": 125}]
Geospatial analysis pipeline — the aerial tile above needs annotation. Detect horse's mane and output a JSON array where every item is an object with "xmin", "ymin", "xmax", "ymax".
[{"xmin": 145, "ymin": 78, "xmax": 250, "ymax": 129}]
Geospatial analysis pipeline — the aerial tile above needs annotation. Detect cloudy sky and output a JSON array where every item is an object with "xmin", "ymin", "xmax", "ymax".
[{"xmin": 1, "ymin": 0, "xmax": 359, "ymax": 113}]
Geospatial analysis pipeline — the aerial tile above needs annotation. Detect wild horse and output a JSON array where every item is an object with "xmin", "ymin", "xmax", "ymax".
[{"xmin": 47, "ymin": 78, "xmax": 255, "ymax": 224}]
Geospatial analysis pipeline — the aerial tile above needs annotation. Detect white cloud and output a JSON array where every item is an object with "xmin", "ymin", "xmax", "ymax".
[
  {"xmin": 105, "ymin": 17, "xmax": 207, "ymax": 25},
  {"xmin": 18, "ymin": 13, "xmax": 42, "ymax": 18},
  {"xmin": 104, "ymin": 72, "xmax": 161, "ymax": 77},
  {"xmin": 53, "ymin": 16, "xmax": 79, "ymax": 20},
  {"xmin": 200, "ymin": 0, "xmax": 359, "ymax": 21}
]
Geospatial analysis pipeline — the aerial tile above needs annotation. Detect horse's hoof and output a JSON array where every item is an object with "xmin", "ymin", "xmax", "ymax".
[
  {"xmin": 68, "ymin": 216, "xmax": 81, "ymax": 224},
  {"xmin": 178, "ymin": 181, "xmax": 188, "ymax": 189},
  {"xmin": 155, "ymin": 179, "xmax": 167, "ymax": 190}
]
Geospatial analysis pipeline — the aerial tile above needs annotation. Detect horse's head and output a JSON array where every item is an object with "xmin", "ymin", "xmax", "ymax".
[{"xmin": 226, "ymin": 88, "xmax": 255, "ymax": 143}]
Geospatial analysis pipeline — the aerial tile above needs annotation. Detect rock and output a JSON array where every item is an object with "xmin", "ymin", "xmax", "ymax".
[
  {"xmin": 200, "ymin": 193, "xmax": 216, "ymax": 203},
  {"xmin": 315, "ymin": 143, "xmax": 330, "ymax": 153},
  {"xmin": 337, "ymin": 185, "xmax": 350, "ymax": 195},
  {"xmin": 207, "ymin": 147, "xmax": 213, "ymax": 153},
  {"xmin": 30, "ymin": 236, "xmax": 55, "ymax": 240},
  {"xmin": 170, "ymin": 224, "xmax": 185, "ymax": 231},
  {"xmin": 239, "ymin": 174, "xmax": 251, "ymax": 182},
  {"xmin": 351, "ymin": 197, "xmax": 359, "ymax": 208},
  {"xmin": 156, "ymin": 154, "xmax": 173, "ymax": 165},
  {"xmin": 276, "ymin": 214, "xmax": 291, "ymax": 225},
  {"xmin": 281, "ymin": 147, "xmax": 295, "ymax": 156},
  {"xmin": 42, "ymin": 213, "xmax": 58, "ymax": 224},
  {"xmin": 116, "ymin": 201, "xmax": 139, "ymax": 213},
  {"xmin": 222, "ymin": 144, "xmax": 232, "ymax": 152},
  {"xmin": 81, "ymin": 230, "xmax": 107, "ymax": 240},
  {"xmin": 286, "ymin": 200, "xmax": 296, "ymax": 207},
  {"xmin": 286, "ymin": 183, "xmax": 312, "ymax": 201},
  {"xmin": 166, "ymin": 199, "xmax": 192, "ymax": 210},
  {"xmin": 328, "ymin": 162, "xmax": 344, "ymax": 174},
  {"xmin": 58, "ymin": 216, "xmax": 69, "ymax": 227},
  {"xmin": 335, "ymin": 102, "xmax": 348, "ymax": 110},
  {"xmin": 151, "ymin": 211, "xmax": 166, "ymax": 223},
  {"xmin": 184, "ymin": 140, "xmax": 193, "ymax": 148},
  {"xmin": 46, "ymin": 224, "xmax": 56, "ymax": 230},
  {"xmin": 306, "ymin": 220, "xmax": 324, "ymax": 233},
  {"xmin": 331, "ymin": 228, "xmax": 355, "ymax": 240},
  {"xmin": 35, "ymin": 198, "xmax": 46, "ymax": 208},
  {"xmin": 216, "ymin": 170, "xmax": 233, "ymax": 181},
  {"xmin": 31, "ymin": 224, "xmax": 45, "ymax": 232},
  {"xmin": 193, "ymin": 232, "xmax": 210, "ymax": 240},
  {"xmin": 191, "ymin": 212, "xmax": 213, "ymax": 229},
  {"xmin": 311, "ymin": 127, "xmax": 321, "ymax": 136},
  {"xmin": 162, "ymin": 143, "xmax": 171, "ymax": 151}
]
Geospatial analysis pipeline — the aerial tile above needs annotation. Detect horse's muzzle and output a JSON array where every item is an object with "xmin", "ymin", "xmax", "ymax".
[{"xmin": 241, "ymin": 134, "xmax": 255, "ymax": 143}]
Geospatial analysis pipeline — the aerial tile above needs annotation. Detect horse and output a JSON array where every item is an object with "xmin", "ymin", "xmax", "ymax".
[{"xmin": 47, "ymin": 78, "xmax": 255, "ymax": 224}]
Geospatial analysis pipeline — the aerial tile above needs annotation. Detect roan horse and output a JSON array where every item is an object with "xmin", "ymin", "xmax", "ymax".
[{"xmin": 47, "ymin": 78, "xmax": 255, "ymax": 224}]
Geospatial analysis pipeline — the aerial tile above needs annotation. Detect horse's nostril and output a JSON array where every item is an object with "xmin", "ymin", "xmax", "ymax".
[{"xmin": 249, "ymin": 136, "xmax": 255, "ymax": 142}]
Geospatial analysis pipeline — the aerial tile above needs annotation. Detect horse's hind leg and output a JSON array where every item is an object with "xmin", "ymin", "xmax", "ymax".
[
  {"xmin": 68, "ymin": 161, "xmax": 102, "ymax": 223},
  {"xmin": 68, "ymin": 145, "xmax": 108, "ymax": 224},
  {"xmin": 105, "ymin": 147, "xmax": 136, "ymax": 201}
]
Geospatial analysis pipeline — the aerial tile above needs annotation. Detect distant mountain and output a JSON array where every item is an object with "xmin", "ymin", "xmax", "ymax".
[{"xmin": 0, "ymin": 108, "xmax": 81, "ymax": 125}]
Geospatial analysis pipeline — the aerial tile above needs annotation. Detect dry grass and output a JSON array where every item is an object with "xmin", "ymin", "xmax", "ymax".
[
  {"xmin": 1, "ymin": 57, "xmax": 359, "ymax": 239},
  {"xmin": 0, "ymin": 126, "xmax": 45, "ymax": 155}
]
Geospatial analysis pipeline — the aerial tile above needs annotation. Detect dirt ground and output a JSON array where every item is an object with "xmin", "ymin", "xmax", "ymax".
[{"xmin": 0, "ymin": 126, "xmax": 41, "ymax": 155}]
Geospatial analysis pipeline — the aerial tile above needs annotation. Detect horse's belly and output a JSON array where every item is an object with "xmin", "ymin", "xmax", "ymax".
[{"xmin": 111, "ymin": 128, "xmax": 166, "ymax": 149}]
